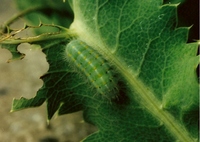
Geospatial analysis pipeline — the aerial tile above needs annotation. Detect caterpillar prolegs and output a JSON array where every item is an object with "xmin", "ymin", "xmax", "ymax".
[{"xmin": 65, "ymin": 40, "xmax": 118, "ymax": 100}]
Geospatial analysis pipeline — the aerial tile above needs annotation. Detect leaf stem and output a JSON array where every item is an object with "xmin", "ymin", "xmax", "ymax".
[
  {"xmin": 1, "ymin": 6, "xmax": 45, "ymax": 33},
  {"xmin": 0, "ymin": 31, "xmax": 71, "ymax": 44}
]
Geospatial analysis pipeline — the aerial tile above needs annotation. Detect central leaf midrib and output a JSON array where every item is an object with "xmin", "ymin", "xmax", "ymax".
[{"xmin": 110, "ymin": 54, "xmax": 195, "ymax": 142}]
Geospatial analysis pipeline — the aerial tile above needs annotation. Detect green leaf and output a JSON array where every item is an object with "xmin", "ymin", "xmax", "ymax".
[
  {"xmin": 4, "ymin": 0, "xmax": 199, "ymax": 141},
  {"xmin": 13, "ymin": 0, "xmax": 73, "ymax": 34},
  {"xmin": 67, "ymin": 1, "xmax": 198, "ymax": 141}
]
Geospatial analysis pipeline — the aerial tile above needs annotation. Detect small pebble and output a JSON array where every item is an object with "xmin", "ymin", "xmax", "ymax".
[
  {"xmin": 39, "ymin": 137, "xmax": 59, "ymax": 142},
  {"xmin": 0, "ymin": 88, "xmax": 8, "ymax": 96}
]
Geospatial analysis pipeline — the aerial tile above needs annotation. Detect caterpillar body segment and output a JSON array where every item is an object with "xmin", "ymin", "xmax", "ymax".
[{"xmin": 65, "ymin": 40, "xmax": 118, "ymax": 100}]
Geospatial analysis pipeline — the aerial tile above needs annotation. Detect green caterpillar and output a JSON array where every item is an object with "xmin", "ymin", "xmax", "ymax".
[{"xmin": 65, "ymin": 40, "xmax": 118, "ymax": 100}]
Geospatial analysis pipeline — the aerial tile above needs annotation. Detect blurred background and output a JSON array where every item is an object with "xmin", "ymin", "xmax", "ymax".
[{"xmin": 0, "ymin": 0, "xmax": 96, "ymax": 142}]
